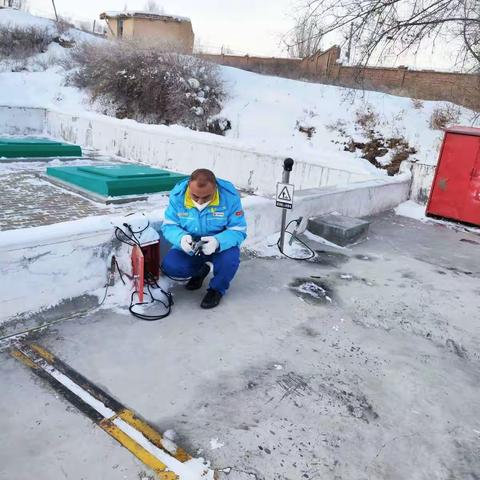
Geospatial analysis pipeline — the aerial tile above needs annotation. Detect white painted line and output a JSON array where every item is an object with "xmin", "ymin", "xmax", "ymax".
[
  {"xmin": 19, "ymin": 347, "xmax": 215, "ymax": 480},
  {"xmin": 41, "ymin": 362, "xmax": 116, "ymax": 419}
]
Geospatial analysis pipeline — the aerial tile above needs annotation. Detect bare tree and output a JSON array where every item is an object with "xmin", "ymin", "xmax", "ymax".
[
  {"xmin": 285, "ymin": 0, "xmax": 480, "ymax": 71},
  {"xmin": 144, "ymin": 0, "xmax": 164, "ymax": 14},
  {"xmin": 286, "ymin": 7, "xmax": 323, "ymax": 58}
]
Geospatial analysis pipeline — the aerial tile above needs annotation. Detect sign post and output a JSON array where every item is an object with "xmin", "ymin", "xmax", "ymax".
[{"xmin": 277, "ymin": 158, "xmax": 294, "ymax": 252}]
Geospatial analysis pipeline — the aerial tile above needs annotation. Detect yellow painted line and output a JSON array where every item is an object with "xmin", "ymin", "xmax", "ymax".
[
  {"xmin": 118, "ymin": 409, "xmax": 191, "ymax": 463},
  {"xmin": 29, "ymin": 342, "xmax": 56, "ymax": 363},
  {"xmin": 30, "ymin": 342, "xmax": 192, "ymax": 463},
  {"xmin": 13, "ymin": 343, "xmax": 206, "ymax": 479},
  {"xmin": 99, "ymin": 419, "xmax": 178, "ymax": 480},
  {"xmin": 11, "ymin": 349, "xmax": 39, "ymax": 369}
]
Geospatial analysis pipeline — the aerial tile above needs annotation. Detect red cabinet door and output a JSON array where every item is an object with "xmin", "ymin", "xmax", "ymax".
[
  {"xmin": 427, "ymin": 132, "xmax": 479, "ymax": 223},
  {"xmin": 463, "ymin": 139, "xmax": 480, "ymax": 225}
]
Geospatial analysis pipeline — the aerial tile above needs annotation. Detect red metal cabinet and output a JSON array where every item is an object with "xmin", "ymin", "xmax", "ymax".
[{"xmin": 427, "ymin": 126, "xmax": 480, "ymax": 226}]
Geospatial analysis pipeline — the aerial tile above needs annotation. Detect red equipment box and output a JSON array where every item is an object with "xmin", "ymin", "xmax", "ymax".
[
  {"xmin": 426, "ymin": 126, "xmax": 480, "ymax": 226},
  {"xmin": 131, "ymin": 242, "xmax": 160, "ymax": 303}
]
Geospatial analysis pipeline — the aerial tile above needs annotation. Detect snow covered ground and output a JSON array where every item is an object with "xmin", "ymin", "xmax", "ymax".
[
  {"xmin": 1, "ymin": 9, "xmax": 478, "ymax": 177},
  {"xmin": 0, "ymin": 8, "xmax": 99, "ymax": 73},
  {"xmin": 218, "ymin": 66, "xmax": 478, "ymax": 168}
]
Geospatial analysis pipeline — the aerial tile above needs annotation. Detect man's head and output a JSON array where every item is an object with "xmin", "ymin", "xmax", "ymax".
[{"xmin": 189, "ymin": 169, "xmax": 217, "ymax": 205}]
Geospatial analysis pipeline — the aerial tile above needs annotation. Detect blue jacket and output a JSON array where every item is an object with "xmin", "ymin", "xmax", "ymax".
[{"xmin": 161, "ymin": 178, "xmax": 247, "ymax": 252}]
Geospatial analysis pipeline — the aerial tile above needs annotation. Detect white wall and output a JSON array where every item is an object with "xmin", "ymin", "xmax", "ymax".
[
  {"xmin": 407, "ymin": 161, "xmax": 437, "ymax": 205},
  {"xmin": 0, "ymin": 105, "xmax": 45, "ymax": 135},
  {"xmin": 45, "ymin": 110, "xmax": 372, "ymax": 195}
]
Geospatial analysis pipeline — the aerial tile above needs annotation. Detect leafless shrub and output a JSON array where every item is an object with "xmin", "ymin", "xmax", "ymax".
[
  {"xmin": 355, "ymin": 105, "xmax": 379, "ymax": 138},
  {"xmin": 56, "ymin": 16, "xmax": 74, "ymax": 36},
  {"xmin": 429, "ymin": 104, "xmax": 461, "ymax": 130},
  {"xmin": 325, "ymin": 119, "xmax": 348, "ymax": 135},
  {"xmin": 32, "ymin": 50, "xmax": 65, "ymax": 70},
  {"xmin": 68, "ymin": 40, "xmax": 225, "ymax": 131},
  {"xmin": 411, "ymin": 98, "xmax": 424, "ymax": 110},
  {"xmin": 0, "ymin": 24, "xmax": 54, "ymax": 59}
]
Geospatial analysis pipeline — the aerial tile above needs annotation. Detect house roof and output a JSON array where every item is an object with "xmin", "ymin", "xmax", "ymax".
[{"xmin": 99, "ymin": 11, "xmax": 191, "ymax": 23}]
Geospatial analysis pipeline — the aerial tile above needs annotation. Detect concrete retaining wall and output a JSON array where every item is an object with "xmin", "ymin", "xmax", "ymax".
[
  {"xmin": 0, "ymin": 105, "xmax": 46, "ymax": 135},
  {"xmin": 45, "ymin": 110, "xmax": 372, "ymax": 195},
  {"xmin": 0, "ymin": 172, "xmax": 410, "ymax": 323},
  {"xmin": 0, "ymin": 105, "xmax": 375, "ymax": 195},
  {"xmin": 407, "ymin": 161, "xmax": 437, "ymax": 204}
]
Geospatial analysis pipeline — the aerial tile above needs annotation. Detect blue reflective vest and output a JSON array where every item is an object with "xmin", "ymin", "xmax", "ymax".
[{"xmin": 161, "ymin": 178, "xmax": 247, "ymax": 252}]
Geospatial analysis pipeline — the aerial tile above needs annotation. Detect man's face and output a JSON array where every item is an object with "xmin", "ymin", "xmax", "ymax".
[{"xmin": 189, "ymin": 180, "xmax": 216, "ymax": 205}]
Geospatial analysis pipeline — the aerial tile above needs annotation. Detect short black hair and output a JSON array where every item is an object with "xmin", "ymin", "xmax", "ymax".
[{"xmin": 189, "ymin": 169, "xmax": 217, "ymax": 187}]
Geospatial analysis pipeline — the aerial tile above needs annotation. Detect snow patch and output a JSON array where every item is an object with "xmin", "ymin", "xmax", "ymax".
[{"xmin": 209, "ymin": 438, "xmax": 224, "ymax": 450}]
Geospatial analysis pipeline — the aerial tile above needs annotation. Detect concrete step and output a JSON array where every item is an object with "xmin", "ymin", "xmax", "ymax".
[{"xmin": 307, "ymin": 213, "xmax": 370, "ymax": 246}]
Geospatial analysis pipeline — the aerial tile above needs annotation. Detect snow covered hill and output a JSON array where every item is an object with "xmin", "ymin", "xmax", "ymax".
[{"xmin": 1, "ymin": 8, "xmax": 478, "ymax": 177}]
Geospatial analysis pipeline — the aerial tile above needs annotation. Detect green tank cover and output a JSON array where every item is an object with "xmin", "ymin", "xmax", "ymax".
[
  {"xmin": 0, "ymin": 137, "xmax": 82, "ymax": 158},
  {"xmin": 46, "ymin": 164, "xmax": 187, "ymax": 197}
]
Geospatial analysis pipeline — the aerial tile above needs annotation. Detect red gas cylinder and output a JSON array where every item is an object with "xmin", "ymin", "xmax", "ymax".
[{"xmin": 427, "ymin": 126, "xmax": 480, "ymax": 226}]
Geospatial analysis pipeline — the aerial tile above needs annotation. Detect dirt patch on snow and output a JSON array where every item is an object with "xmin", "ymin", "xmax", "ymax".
[{"xmin": 344, "ymin": 135, "xmax": 417, "ymax": 175}]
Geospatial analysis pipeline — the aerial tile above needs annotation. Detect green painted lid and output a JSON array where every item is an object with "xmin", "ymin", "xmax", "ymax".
[
  {"xmin": 78, "ymin": 165, "xmax": 170, "ymax": 179},
  {"xmin": 47, "ymin": 164, "xmax": 187, "ymax": 197},
  {"xmin": 0, "ymin": 136, "xmax": 82, "ymax": 158}
]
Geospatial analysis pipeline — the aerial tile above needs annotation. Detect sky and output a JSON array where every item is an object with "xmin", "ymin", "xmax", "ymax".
[
  {"xmin": 25, "ymin": 0, "xmax": 460, "ymax": 69},
  {"xmin": 27, "ymin": 0, "xmax": 297, "ymax": 57}
]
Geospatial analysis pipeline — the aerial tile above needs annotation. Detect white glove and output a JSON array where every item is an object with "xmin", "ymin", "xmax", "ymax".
[
  {"xmin": 201, "ymin": 236, "xmax": 219, "ymax": 256},
  {"xmin": 180, "ymin": 235, "xmax": 194, "ymax": 255}
]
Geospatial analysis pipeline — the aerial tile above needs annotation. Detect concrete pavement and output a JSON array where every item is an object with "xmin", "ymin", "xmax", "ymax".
[{"xmin": 1, "ymin": 212, "xmax": 479, "ymax": 480}]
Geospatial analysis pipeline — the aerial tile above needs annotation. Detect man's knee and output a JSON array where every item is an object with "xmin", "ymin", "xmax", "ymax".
[
  {"xmin": 214, "ymin": 247, "xmax": 240, "ymax": 271},
  {"xmin": 162, "ymin": 249, "xmax": 193, "ymax": 278}
]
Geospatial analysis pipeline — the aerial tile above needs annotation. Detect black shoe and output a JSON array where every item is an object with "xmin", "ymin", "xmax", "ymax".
[
  {"xmin": 201, "ymin": 289, "xmax": 222, "ymax": 309},
  {"xmin": 185, "ymin": 264, "xmax": 211, "ymax": 291}
]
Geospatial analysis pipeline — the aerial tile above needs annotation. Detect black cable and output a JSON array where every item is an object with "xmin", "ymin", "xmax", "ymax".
[
  {"xmin": 122, "ymin": 213, "xmax": 150, "ymax": 234},
  {"xmin": 128, "ymin": 276, "xmax": 174, "ymax": 321},
  {"xmin": 115, "ymin": 226, "xmax": 140, "ymax": 247},
  {"xmin": 0, "ymin": 220, "xmax": 168, "ymax": 342},
  {"xmin": 277, "ymin": 219, "xmax": 316, "ymax": 261},
  {"xmin": 98, "ymin": 283, "xmax": 110, "ymax": 307},
  {"xmin": 114, "ymin": 220, "xmax": 175, "ymax": 321},
  {"xmin": 113, "ymin": 257, "xmax": 129, "ymax": 285}
]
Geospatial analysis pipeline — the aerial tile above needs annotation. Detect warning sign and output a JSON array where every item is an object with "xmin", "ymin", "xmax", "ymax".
[{"xmin": 276, "ymin": 182, "xmax": 294, "ymax": 209}]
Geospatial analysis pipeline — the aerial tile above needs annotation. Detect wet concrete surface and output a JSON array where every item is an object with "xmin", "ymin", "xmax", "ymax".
[{"xmin": 1, "ymin": 211, "xmax": 479, "ymax": 480}]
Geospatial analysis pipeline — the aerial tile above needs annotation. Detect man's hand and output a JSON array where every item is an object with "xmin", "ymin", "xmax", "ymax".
[
  {"xmin": 201, "ymin": 236, "xmax": 219, "ymax": 256},
  {"xmin": 180, "ymin": 235, "xmax": 194, "ymax": 255}
]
